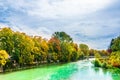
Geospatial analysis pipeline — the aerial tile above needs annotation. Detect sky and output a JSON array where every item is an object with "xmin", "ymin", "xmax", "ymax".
[{"xmin": 0, "ymin": 0, "xmax": 120, "ymax": 49}]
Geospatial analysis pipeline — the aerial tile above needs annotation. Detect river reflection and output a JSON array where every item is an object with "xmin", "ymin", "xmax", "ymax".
[{"xmin": 69, "ymin": 60, "xmax": 120, "ymax": 80}]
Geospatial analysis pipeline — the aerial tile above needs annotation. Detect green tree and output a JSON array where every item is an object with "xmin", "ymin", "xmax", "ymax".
[
  {"xmin": 70, "ymin": 43, "xmax": 79, "ymax": 61},
  {"xmin": 0, "ymin": 27, "xmax": 14, "ymax": 55},
  {"xmin": 109, "ymin": 36, "xmax": 120, "ymax": 51},
  {"xmin": 52, "ymin": 32, "xmax": 74, "ymax": 62},
  {"xmin": 78, "ymin": 49, "xmax": 85, "ymax": 60},
  {"xmin": 79, "ymin": 44, "xmax": 89, "ymax": 57},
  {"xmin": 60, "ymin": 42, "xmax": 73, "ymax": 62},
  {"xmin": 95, "ymin": 52, "xmax": 101, "ymax": 59},
  {"xmin": 52, "ymin": 32, "xmax": 73, "ymax": 43}
]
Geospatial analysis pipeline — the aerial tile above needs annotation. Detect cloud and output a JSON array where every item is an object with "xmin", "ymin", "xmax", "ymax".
[
  {"xmin": 0, "ymin": 0, "xmax": 120, "ymax": 49},
  {"xmin": 1, "ymin": 0, "xmax": 114, "ymax": 18},
  {"xmin": 29, "ymin": 0, "xmax": 114, "ymax": 18}
]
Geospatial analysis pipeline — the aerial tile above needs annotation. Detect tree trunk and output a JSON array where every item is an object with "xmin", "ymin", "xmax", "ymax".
[{"xmin": 0, "ymin": 66, "xmax": 3, "ymax": 72}]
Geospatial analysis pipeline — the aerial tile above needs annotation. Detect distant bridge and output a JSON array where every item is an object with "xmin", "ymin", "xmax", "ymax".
[{"xmin": 84, "ymin": 56, "xmax": 108, "ymax": 59}]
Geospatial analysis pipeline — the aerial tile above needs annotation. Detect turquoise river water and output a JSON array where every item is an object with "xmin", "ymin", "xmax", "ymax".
[{"xmin": 0, "ymin": 60, "xmax": 120, "ymax": 80}]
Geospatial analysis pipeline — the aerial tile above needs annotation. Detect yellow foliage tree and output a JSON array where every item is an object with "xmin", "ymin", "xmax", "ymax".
[{"xmin": 0, "ymin": 50, "xmax": 9, "ymax": 66}]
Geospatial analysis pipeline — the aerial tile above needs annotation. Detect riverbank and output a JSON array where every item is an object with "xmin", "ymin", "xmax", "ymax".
[
  {"xmin": 92, "ymin": 58, "xmax": 120, "ymax": 69},
  {"xmin": 0, "ymin": 62, "xmax": 65, "ymax": 74},
  {"xmin": 0, "ymin": 58, "xmax": 94, "ymax": 74}
]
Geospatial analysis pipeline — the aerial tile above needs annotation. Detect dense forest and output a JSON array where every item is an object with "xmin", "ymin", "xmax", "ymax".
[{"xmin": 0, "ymin": 27, "xmax": 119, "ymax": 72}]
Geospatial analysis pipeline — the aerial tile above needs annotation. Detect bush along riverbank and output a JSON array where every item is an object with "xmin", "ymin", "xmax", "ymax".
[
  {"xmin": 92, "ymin": 57, "xmax": 120, "ymax": 69},
  {"xmin": 92, "ymin": 36, "xmax": 120, "ymax": 69},
  {"xmin": 92, "ymin": 58, "xmax": 120, "ymax": 76},
  {"xmin": 92, "ymin": 58, "xmax": 112, "ymax": 69}
]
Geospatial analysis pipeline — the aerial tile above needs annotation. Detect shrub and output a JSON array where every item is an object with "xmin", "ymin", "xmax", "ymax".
[
  {"xmin": 101, "ymin": 62, "xmax": 107, "ymax": 68},
  {"xmin": 92, "ymin": 59, "xmax": 102, "ymax": 67}
]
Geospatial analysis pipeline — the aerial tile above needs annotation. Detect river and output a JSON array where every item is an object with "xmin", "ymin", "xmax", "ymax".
[{"xmin": 0, "ymin": 59, "xmax": 120, "ymax": 80}]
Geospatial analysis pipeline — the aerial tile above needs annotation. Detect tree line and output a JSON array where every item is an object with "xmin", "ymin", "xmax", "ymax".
[
  {"xmin": 0, "ymin": 27, "xmax": 110, "ymax": 72},
  {"xmin": 93, "ymin": 35, "xmax": 120, "ymax": 68}
]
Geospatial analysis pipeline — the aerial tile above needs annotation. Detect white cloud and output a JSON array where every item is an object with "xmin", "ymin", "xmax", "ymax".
[
  {"xmin": 0, "ymin": 0, "xmax": 119, "ymax": 49},
  {"xmin": 0, "ymin": 24, "xmax": 8, "ymax": 28},
  {"xmin": 61, "ymin": 19, "xmax": 119, "ymax": 38},
  {"xmin": 28, "ymin": 0, "xmax": 114, "ymax": 18},
  {"xmin": 12, "ymin": 25, "xmax": 51, "ymax": 39},
  {"xmin": 3, "ymin": 0, "xmax": 114, "ymax": 18}
]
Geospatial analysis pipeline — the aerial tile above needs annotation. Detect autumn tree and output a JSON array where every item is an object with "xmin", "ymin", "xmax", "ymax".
[
  {"xmin": 32, "ymin": 36, "xmax": 48, "ymax": 63},
  {"xmin": 52, "ymin": 32, "xmax": 77, "ymax": 62},
  {"xmin": 0, "ymin": 50, "xmax": 9, "ymax": 66},
  {"xmin": 32, "ymin": 36, "xmax": 42, "ymax": 63},
  {"xmin": 48, "ymin": 37, "xmax": 61, "ymax": 62},
  {"xmin": 89, "ymin": 49, "xmax": 95, "ymax": 56},
  {"xmin": 108, "ymin": 36, "xmax": 120, "ymax": 68},
  {"xmin": 70, "ymin": 43, "xmax": 79, "ymax": 61},
  {"xmin": 12, "ymin": 32, "xmax": 34, "ymax": 66},
  {"xmin": 109, "ymin": 51, "xmax": 120, "ymax": 67}
]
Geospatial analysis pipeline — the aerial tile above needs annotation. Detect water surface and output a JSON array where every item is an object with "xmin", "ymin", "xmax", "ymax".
[{"xmin": 0, "ymin": 60, "xmax": 120, "ymax": 80}]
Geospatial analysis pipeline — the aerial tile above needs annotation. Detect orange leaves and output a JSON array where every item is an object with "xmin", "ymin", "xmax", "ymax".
[{"xmin": 48, "ymin": 37, "xmax": 61, "ymax": 52}]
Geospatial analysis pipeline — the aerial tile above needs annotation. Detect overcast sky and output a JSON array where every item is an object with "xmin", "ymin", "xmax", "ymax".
[{"xmin": 0, "ymin": 0, "xmax": 120, "ymax": 49}]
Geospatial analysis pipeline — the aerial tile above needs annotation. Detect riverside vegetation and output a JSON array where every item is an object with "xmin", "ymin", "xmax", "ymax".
[
  {"xmin": 0, "ymin": 27, "xmax": 119, "ymax": 73},
  {"xmin": 92, "ymin": 36, "xmax": 120, "ymax": 69}
]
